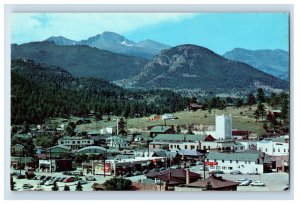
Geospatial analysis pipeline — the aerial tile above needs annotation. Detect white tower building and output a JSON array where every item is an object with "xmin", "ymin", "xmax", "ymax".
[{"xmin": 215, "ymin": 114, "xmax": 232, "ymax": 140}]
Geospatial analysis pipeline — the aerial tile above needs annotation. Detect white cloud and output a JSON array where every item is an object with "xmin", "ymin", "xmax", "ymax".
[{"xmin": 11, "ymin": 13, "xmax": 195, "ymax": 44}]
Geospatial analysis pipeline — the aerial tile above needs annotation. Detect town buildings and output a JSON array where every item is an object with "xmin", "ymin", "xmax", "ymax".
[{"xmin": 57, "ymin": 136, "xmax": 94, "ymax": 150}]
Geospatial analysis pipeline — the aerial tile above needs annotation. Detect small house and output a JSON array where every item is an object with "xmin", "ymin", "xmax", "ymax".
[
  {"xmin": 149, "ymin": 114, "xmax": 160, "ymax": 121},
  {"xmin": 149, "ymin": 126, "xmax": 175, "ymax": 137}
]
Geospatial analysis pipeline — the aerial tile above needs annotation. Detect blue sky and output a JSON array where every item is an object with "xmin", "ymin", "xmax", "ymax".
[{"xmin": 12, "ymin": 13, "xmax": 289, "ymax": 55}]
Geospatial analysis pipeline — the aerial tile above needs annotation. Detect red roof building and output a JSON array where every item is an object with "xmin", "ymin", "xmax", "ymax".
[
  {"xmin": 146, "ymin": 168, "xmax": 201, "ymax": 188},
  {"xmin": 188, "ymin": 103, "xmax": 204, "ymax": 111},
  {"xmin": 232, "ymin": 130, "xmax": 249, "ymax": 140},
  {"xmin": 187, "ymin": 175, "xmax": 239, "ymax": 191}
]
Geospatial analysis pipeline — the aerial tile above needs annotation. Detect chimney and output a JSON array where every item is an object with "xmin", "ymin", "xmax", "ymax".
[{"xmin": 185, "ymin": 169, "xmax": 190, "ymax": 185}]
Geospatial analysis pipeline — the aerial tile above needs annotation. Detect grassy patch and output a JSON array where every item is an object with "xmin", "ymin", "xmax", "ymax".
[{"xmin": 57, "ymin": 105, "xmax": 266, "ymax": 137}]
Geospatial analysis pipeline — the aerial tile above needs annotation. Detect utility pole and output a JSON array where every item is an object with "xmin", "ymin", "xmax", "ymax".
[
  {"xmin": 19, "ymin": 151, "xmax": 22, "ymax": 174},
  {"xmin": 103, "ymin": 146, "xmax": 107, "ymax": 177},
  {"xmin": 24, "ymin": 153, "xmax": 27, "ymax": 171},
  {"xmin": 147, "ymin": 140, "xmax": 150, "ymax": 158},
  {"xmin": 49, "ymin": 146, "xmax": 52, "ymax": 173},
  {"xmin": 203, "ymin": 151, "xmax": 209, "ymax": 180},
  {"xmin": 116, "ymin": 117, "xmax": 119, "ymax": 135}
]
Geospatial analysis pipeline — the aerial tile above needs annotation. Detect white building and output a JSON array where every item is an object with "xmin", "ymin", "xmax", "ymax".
[
  {"xmin": 215, "ymin": 115, "xmax": 232, "ymax": 140},
  {"xmin": 58, "ymin": 136, "xmax": 94, "ymax": 150},
  {"xmin": 100, "ymin": 126, "xmax": 117, "ymax": 135},
  {"xmin": 106, "ymin": 136, "xmax": 128, "ymax": 148},
  {"xmin": 206, "ymin": 152, "xmax": 265, "ymax": 174},
  {"xmin": 257, "ymin": 139, "xmax": 289, "ymax": 156},
  {"xmin": 239, "ymin": 141, "xmax": 257, "ymax": 151},
  {"xmin": 169, "ymin": 142, "xmax": 200, "ymax": 151},
  {"xmin": 161, "ymin": 113, "xmax": 175, "ymax": 120}
]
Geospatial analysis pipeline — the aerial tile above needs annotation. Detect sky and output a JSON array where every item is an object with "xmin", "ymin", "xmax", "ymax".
[{"xmin": 11, "ymin": 13, "xmax": 289, "ymax": 55}]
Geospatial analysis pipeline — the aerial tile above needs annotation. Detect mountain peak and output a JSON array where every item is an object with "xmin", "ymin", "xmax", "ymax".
[
  {"xmin": 123, "ymin": 45, "xmax": 288, "ymax": 94},
  {"xmin": 43, "ymin": 31, "xmax": 170, "ymax": 59},
  {"xmin": 44, "ymin": 36, "xmax": 77, "ymax": 45}
]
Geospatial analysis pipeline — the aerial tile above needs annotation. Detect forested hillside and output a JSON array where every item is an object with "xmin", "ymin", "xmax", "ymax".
[{"xmin": 11, "ymin": 58, "xmax": 189, "ymax": 124}]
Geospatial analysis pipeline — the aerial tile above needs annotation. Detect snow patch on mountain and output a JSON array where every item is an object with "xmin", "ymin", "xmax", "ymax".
[{"xmin": 121, "ymin": 41, "xmax": 133, "ymax": 47}]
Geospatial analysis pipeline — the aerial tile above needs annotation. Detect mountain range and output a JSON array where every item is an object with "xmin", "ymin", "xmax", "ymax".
[
  {"xmin": 118, "ymin": 44, "xmax": 288, "ymax": 95},
  {"xmin": 11, "ymin": 37, "xmax": 289, "ymax": 95},
  {"xmin": 11, "ymin": 41, "xmax": 148, "ymax": 81},
  {"xmin": 44, "ymin": 31, "xmax": 170, "ymax": 59},
  {"xmin": 223, "ymin": 48, "xmax": 289, "ymax": 81}
]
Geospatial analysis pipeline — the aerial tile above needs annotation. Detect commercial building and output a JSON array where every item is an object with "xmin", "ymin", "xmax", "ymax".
[
  {"xmin": 205, "ymin": 151, "xmax": 271, "ymax": 174},
  {"xmin": 257, "ymin": 138, "xmax": 289, "ymax": 156}
]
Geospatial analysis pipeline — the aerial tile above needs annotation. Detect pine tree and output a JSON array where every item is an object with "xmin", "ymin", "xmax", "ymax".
[
  {"xmin": 118, "ymin": 117, "xmax": 127, "ymax": 136},
  {"xmin": 176, "ymin": 125, "xmax": 181, "ymax": 134},
  {"xmin": 52, "ymin": 181, "xmax": 59, "ymax": 191},
  {"xmin": 255, "ymin": 103, "xmax": 266, "ymax": 122},
  {"xmin": 205, "ymin": 181, "xmax": 212, "ymax": 191},
  {"xmin": 246, "ymin": 93, "xmax": 256, "ymax": 106},
  {"xmin": 10, "ymin": 175, "xmax": 15, "ymax": 191},
  {"xmin": 256, "ymin": 88, "xmax": 265, "ymax": 103},
  {"xmin": 76, "ymin": 182, "xmax": 83, "ymax": 191},
  {"xmin": 103, "ymin": 177, "xmax": 132, "ymax": 191},
  {"xmin": 235, "ymin": 98, "xmax": 244, "ymax": 108},
  {"xmin": 64, "ymin": 185, "xmax": 70, "ymax": 191}
]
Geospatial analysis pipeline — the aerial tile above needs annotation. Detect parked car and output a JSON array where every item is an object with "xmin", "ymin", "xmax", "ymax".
[
  {"xmin": 85, "ymin": 175, "xmax": 96, "ymax": 181},
  {"xmin": 64, "ymin": 177, "xmax": 75, "ymax": 183},
  {"xmin": 38, "ymin": 180, "xmax": 46, "ymax": 185},
  {"xmin": 39, "ymin": 175, "xmax": 46, "ymax": 180},
  {"xmin": 53, "ymin": 177, "xmax": 61, "ymax": 182},
  {"xmin": 22, "ymin": 183, "xmax": 33, "ymax": 189},
  {"xmin": 33, "ymin": 185, "xmax": 44, "ymax": 191},
  {"xmin": 150, "ymin": 168, "xmax": 160, "ymax": 172},
  {"xmin": 32, "ymin": 176, "xmax": 39, "ymax": 180},
  {"xmin": 230, "ymin": 170, "xmax": 242, "ymax": 175},
  {"xmin": 123, "ymin": 172, "xmax": 132, "ymax": 177},
  {"xmin": 72, "ymin": 171, "xmax": 83, "ymax": 176},
  {"xmin": 195, "ymin": 161, "xmax": 203, "ymax": 165},
  {"xmin": 170, "ymin": 165, "xmax": 181, "ymax": 169},
  {"xmin": 45, "ymin": 180, "xmax": 55, "ymax": 186},
  {"xmin": 237, "ymin": 178, "xmax": 247, "ymax": 183},
  {"xmin": 17, "ymin": 174, "xmax": 26, "ymax": 179},
  {"xmin": 60, "ymin": 177, "xmax": 67, "ymax": 182},
  {"xmin": 63, "ymin": 171, "xmax": 73, "ymax": 175},
  {"xmin": 11, "ymin": 172, "xmax": 20, "ymax": 176},
  {"xmin": 214, "ymin": 170, "xmax": 224, "ymax": 174},
  {"xmin": 77, "ymin": 180, "xmax": 88, "ymax": 185},
  {"xmin": 240, "ymin": 180, "xmax": 252, "ymax": 186},
  {"xmin": 142, "ymin": 169, "xmax": 149, "ymax": 174},
  {"xmin": 132, "ymin": 171, "xmax": 142, "ymax": 176},
  {"xmin": 251, "ymin": 181, "xmax": 265, "ymax": 186},
  {"xmin": 248, "ymin": 171, "xmax": 260, "ymax": 175},
  {"xmin": 44, "ymin": 176, "xmax": 52, "ymax": 181},
  {"xmin": 159, "ymin": 167, "xmax": 167, "ymax": 172}
]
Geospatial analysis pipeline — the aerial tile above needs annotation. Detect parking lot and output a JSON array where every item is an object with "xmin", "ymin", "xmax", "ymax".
[
  {"xmin": 189, "ymin": 165, "xmax": 289, "ymax": 191},
  {"xmin": 11, "ymin": 169, "xmax": 146, "ymax": 191}
]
